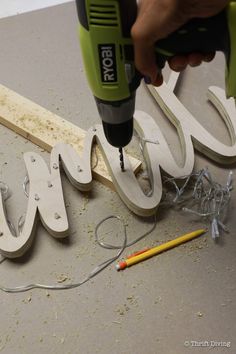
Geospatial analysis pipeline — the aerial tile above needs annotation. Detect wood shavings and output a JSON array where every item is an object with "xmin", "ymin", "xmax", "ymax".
[
  {"xmin": 56, "ymin": 274, "xmax": 69, "ymax": 283},
  {"xmin": 154, "ymin": 296, "xmax": 162, "ymax": 304},
  {"xmin": 22, "ymin": 295, "xmax": 32, "ymax": 303},
  {"xmin": 115, "ymin": 303, "xmax": 130, "ymax": 316}
]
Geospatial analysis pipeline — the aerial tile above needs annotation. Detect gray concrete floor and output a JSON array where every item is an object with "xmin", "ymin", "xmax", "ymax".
[{"xmin": 0, "ymin": 3, "xmax": 235, "ymax": 354}]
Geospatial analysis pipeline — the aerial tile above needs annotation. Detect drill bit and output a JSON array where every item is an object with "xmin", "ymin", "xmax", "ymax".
[{"xmin": 119, "ymin": 147, "xmax": 125, "ymax": 172}]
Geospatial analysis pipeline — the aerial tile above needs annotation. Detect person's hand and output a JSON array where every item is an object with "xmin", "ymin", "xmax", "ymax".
[{"xmin": 131, "ymin": 0, "xmax": 230, "ymax": 85}]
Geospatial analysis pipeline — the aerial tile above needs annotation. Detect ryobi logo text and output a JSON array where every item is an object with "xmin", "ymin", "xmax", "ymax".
[{"xmin": 99, "ymin": 44, "xmax": 117, "ymax": 83}]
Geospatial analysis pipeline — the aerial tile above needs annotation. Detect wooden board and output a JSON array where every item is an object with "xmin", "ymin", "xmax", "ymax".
[{"xmin": 0, "ymin": 84, "xmax": 141, "ymax": 190}]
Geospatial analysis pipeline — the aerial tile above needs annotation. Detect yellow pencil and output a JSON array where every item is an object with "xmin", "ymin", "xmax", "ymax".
[{"xmin": 116, "ymin": 228, "xmax": 207, "ymax": 271}]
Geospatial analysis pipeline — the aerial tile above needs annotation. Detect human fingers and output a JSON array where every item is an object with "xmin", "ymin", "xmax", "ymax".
[
  {"xmin": 131, "ymin": 0, "xmax": 182, "ymax": 83},
  {"xmin": 168, "ymin": 55, "xmax": 188, "ymax": 71},
  {"xmin": 168, "ymin": 51, "xmax": 215, "ymax": 71},
  {"xmin": 188, "ymin": 53, "xmax": 204, "ymax": 67},
  {"xmin": 202, "ymin": 52, "xmax": 215, "ymax": 62}
]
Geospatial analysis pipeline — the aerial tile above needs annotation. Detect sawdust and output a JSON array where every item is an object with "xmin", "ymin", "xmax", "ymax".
[
  {"xmin": 114, "ymin": 294, "xmax": 141, "ymax": 318},
  {"xmin": 56, "ymin": 274, "xmax": 69, "ymax": 283},
  {"xmin": 116, "ymin": 303, "xmax": 130, "ymax": 316},
  {"xmin": 22, "ymin": 295, "xmax": 32, "ymax": 303},
  {"xmin": 126, "ymin": 295, "xmax": 139, "ymax": 307},
  {"xmin": 79, "ymin": 195, "xmax": 89, "ymax": 213},
  {"xmin": 154, "ymin": 296, "xmax": 162, "ymax": 304}
]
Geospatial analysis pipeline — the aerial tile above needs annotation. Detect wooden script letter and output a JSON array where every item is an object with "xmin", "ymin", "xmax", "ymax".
[{"xmin": 1, "ymin": 74, "xmax": 236, "ymax": 258}]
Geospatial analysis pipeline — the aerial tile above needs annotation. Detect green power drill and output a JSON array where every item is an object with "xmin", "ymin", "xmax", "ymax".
[{"xmin": 76, "ymin": 0, "xmax": 236, "ymax": 170}]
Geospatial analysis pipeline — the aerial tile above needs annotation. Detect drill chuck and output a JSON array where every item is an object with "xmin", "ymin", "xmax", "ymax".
[
  {"xmin": 102, "ymin": 119, "xmax": 133, "ymax": 148},
  {"xmin": 94, "ymin": 92, "xmax": 136, "ymax": 148}
]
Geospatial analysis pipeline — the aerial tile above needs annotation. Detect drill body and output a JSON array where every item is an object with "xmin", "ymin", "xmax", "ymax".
[{"xmin": 76, "ymin": 0, "xmax": 236, "ymax": 149}]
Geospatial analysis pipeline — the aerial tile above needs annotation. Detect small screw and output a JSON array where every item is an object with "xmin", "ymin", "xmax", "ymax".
[
  {"xmin": 34, "ymin": 194, "xmax": 40, "ymax": 201},
  {"xmin": 47, "ymin": 181, "xmax": 53, "ymax": 188},
  {"xmin": 30, "ymin": 156, "xmax": 36, "ymax": 162},
  {"xmin": 77, "ymin": 165, "xmax": 83, "ymax": 172},
  {"xmin": 53, "ymin": 163, "xmax": 58, "ymax": 169}
]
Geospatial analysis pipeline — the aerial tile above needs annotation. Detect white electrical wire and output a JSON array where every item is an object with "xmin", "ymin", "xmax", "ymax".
[
  {"xmin": 0, "ymin": 158, "xmax": 158, "ymax": 292},
  {"xmin": 137, "ymin": 134, "xmax": 233, "ymax": 239},
  {"xmin": 163, "ymin": 168, "xmax": 233, "ymax": 239},
  {"xmin": 0, "ymin": 214, "xmax": 157, "ymax": 293}
]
